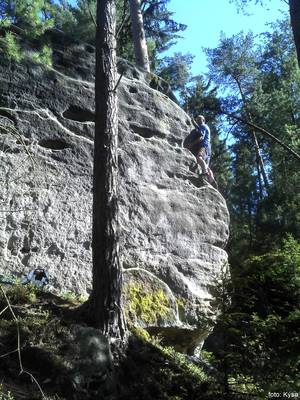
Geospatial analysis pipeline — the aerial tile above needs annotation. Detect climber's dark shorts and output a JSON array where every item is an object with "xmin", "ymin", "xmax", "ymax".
[
  {"xmin": 191, "ymin": 146, "xmax": 210, "ymax": 164},
  {"xmin": 191, "ymin": 146, "xmax": 205, "ymax": 158}
]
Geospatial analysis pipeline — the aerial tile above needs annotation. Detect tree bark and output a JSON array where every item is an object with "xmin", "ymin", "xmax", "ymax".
[
  {"xmin": 88, "ymin": 0, "xmax": 126, "ymax": 339},
  {"xmin": 289, "ymin": 0, "xmax": 300, "ymax": 68},
  {"xmin": 129, "ymin": 0, "xmax": 150, "ymax": 71},
  {"xmin": 235, "ymin": 77, "xmax": 269, "ymax": 194}
]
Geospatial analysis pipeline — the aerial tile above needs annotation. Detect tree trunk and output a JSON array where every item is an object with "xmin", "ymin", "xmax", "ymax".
[
  {"xmin": 129, "ymin": 0, "xmax": 150, "ymax": 71},
  {"xmin": 235, "ymin": 77, "xmax": 269, "ymax": 194},
  {"xmin": 289, "ymin": 0, "xmax": 300, "ymax": 68},
  {"xmin": 88, "ymin": 0, "xmax": 126, "ymax": 339}
]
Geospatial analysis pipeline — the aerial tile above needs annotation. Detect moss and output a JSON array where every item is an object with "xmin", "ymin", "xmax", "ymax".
[
  {"xmin": 0, "ymin": 288, "xmax": 73, "ymax": 399},
  {"xmin": 130, "ymin": 325, "xmax": 151, "ymax": 342},
  {"xmin": 0, "ymin": 286, "xmax": 221, "ymax": 400},
  {"xmin": 60, "ymin": 291, "xmax": 88, "ymax": 305},
  {"xmin": 117, "ymin": 335, "xmax": 216, "ymax": 400},
  {"xmin": 0, "ymin": 283, "xmax": 39, "ymax": 306},
  {"xmin": 125, "ymin": 283, "xmax": 172, "ymax": 325},
  {"xmin": 0, "ymin": 384, "xmax": 14, "ymax": 400},
  {"xmin": 158, "ymin": 345, "xmax": 208, "ymax": 381}
]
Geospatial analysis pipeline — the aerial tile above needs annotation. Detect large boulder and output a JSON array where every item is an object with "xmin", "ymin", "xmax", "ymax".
[{"xmin": 0, "ymin": 42, "xmax": 229, "ymax": 352}]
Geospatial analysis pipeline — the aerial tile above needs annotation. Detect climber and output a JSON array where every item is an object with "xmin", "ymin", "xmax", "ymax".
[{"xmin": 184, "ymin": 115, "xmax": 215, "ymax": 183}]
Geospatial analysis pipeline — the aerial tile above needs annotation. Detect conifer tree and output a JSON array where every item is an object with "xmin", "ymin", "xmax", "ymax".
[
  {"xmin": 87, "ymin": 0, "xmax": 126, "ymax": 339},
  {"xmin": 129, "ymin": 0, "xmax": 150, "ymax": 71},
  {"xmin": 229, "ymin": 0, "xmax": 300, "ymax": 67}
]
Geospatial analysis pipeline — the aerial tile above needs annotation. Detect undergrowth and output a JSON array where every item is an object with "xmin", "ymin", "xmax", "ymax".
[
  {"xmin": 0, "ymin": 284, "xmax": 220, "ymax": 400},
  {"xmin": 0, "ymin": 384, "xmax": 14, "ymax": 400}
]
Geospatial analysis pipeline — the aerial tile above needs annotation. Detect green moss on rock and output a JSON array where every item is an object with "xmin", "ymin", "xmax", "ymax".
[{"xmin": 125, "ymin": 283, "xmax": 173, "ymax": 326}]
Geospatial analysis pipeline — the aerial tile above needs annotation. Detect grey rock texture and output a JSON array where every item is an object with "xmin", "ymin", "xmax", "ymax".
[{"xmin": 0, "ymin": 43, "xmax": 229, "ymax": 350}]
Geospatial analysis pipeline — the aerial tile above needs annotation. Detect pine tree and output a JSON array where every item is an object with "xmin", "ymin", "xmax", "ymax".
[
  {"xmin": 87, "ymin": 0, "xmax": 126, "ymax": 339},
  {"xmin": 229, "ymin": 0, "xmax": 300, "ymax": 67},
  {"xmin": 0, "ymin": 0, "xmax": 54, "ymax": 37},
  {"xmin": 156, "ymin": 52, "xmax": 194, "ymax": 95},
  {"xmin": 129, "ymin": 0, "xmax": 150, "ymax": 71}
]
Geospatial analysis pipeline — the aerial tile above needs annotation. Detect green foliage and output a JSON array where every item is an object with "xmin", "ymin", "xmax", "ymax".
[
  {"xmin": 156, "ymin": 52, "xmax": 194, "ymax": 94},
  {"xmin": 130, "ymin": 325, "xmax": 151, "ymax": 341},
  {"xmin": 117, "ymin": 334, "xmax": 217, "ymax": 400},
  {"xmin": 142, "ymin": 0, "xmax": 186, "ymax": 64},
  {"xmin": 116, "ymin": 0, "xmax": 187, "ymax": 65},
  {"xmin": 68, "ymin": 0, "xmax": 96, "ymax": 44},
  {"xmin": 0, "ymin": 0, "xmax": 56, "ymax": 64},
  {"xmin": 0, "ymin": 385, "xmax": 14, "ymax": 400},
  {"xmin": 51, "ymin": 1, "xmax": 77, "ymax": 35},
  {"xmin": 248, "ymin": 20, "xmax": 300, "ymax": 247},
  {"xmin": 31, "ymin": 44, "xmax": 52, "ymax": 65},
  {"xmin": 0, "ymin": 287, "xmax": 218, "ymax": 400},
  {"xmin": 125, "ymin": 283, "xmax": 172, "ymax": 325},
  {"xmin": 0, "ymin": 283, "xmax": 38, "ymax": 305},
  {"xmin": 46, "ymin": 0, "xmax": 186, "ymax": 68},
  {"xmin": 0, "ymin": 0, "xmax": 186, "ymax": 69},
  {"xmin": 205, "ymin": 31, "xmax": 259, "ymax": 94},
  {"xmin": 0, "ymin": 288, "xmax": 74, "ymax": 399},
  {"xmin": 204, "ymin": 19, "xmax": 300, "ymax": 262},
  {"xmin": 0, "ymin": 32, "xmax": 23, "ymax": 61},
  {"xmin": 60, "ymin": 290, "xmax": 88, "ymax": 304},
  {"xmin": 210, "ymin": 236, "xmax": 300, "ymax": 396},
  {"xmin": 1, "ymin": 0, "xmax": 54, "ymax": 37},
  {"xmin": 176, "ymin": 297, "xmax": 186, "ymax": 320},
  {"xmin": 158, "ymin": 345, "xmax": 209, "ymax": 382}
]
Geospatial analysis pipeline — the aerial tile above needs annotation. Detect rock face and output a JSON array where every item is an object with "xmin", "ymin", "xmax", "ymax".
[{"xmin": 0, "ymin": 40, "xmax": 229, "ymax": 352}]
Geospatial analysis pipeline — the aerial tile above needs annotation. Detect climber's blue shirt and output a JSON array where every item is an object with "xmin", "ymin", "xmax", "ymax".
[{"xmin": 198, "ymin": 124, "xmax": 211, "ymax": 156}]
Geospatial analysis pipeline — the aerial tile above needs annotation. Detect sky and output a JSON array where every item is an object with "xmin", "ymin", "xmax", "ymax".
[{"xmin": 164, "ymin": 0, "xmax": 289, "ymax": 75}]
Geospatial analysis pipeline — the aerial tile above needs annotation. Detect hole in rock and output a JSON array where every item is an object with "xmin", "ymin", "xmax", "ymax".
[
  {"xmin": 0, "ymin": 109, "xmax": 15, "ymax": 123},
  {"xmin": 0, "ymin": 144, "xmax": 21, "ymax": 154},
  {"xmin": 130, "ymin": 124, "xmax": 155, "ymax": 139},
  {"xmin": 83, "ymin": 241, "xmax": 90, "ymax": 250},
  {"xmin": 38, "ymin": 139, "xmax": 70, "ymax": 150},
  {"xmin": 85, "ymin": 44, "xmax": 95, "ymax": 53},
  {"xmin": 21, "ymin": 254, "xmax": 30, "ymax": 266},
  {"xmin": 63, "ymin": 105, "xmax": 95, "ymax": 122},
  {"xmin": 129, "ymin": 86, "xmax": 138, "ymax": 94}
]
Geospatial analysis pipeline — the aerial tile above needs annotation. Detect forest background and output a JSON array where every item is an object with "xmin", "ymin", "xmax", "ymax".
[{"xmin": 0, "ymin": 0, "xmax": 299, "ymax": 396}]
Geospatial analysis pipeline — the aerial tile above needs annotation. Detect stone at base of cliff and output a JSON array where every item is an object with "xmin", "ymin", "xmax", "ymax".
[{"xmin": 123, "ymin": 268, "xmax": 179, "ymax": 328}]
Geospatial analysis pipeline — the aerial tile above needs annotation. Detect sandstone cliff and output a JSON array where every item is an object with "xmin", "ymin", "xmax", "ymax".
[{"xmin": 0, "ymin": 39, "xmax": 229, "ymax": 352}]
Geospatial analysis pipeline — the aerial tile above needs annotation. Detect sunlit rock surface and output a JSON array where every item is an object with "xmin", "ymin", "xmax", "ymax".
[{"xmin": 0, "ymin": 38, "xmax": 229, "ymax": 352}]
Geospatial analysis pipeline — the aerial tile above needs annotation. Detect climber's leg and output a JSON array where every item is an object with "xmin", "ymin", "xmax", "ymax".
[{"xmin": 196, "ymin": 148, "xmax": 209, "ymax": 175}]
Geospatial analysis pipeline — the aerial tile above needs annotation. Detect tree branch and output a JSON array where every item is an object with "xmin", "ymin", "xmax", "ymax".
[
  {"xmin": 225, "ymin": 112, "xmax": 300, "ymax": 162},
  {"xmin": 113, "ymin": 70, "xmax": 124, "ymax": 92}
]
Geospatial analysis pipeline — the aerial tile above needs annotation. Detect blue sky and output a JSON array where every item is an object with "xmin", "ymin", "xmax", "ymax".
[{"xmin": 164, "ymin": 0, "xmax": 289, "ymax": 75}]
